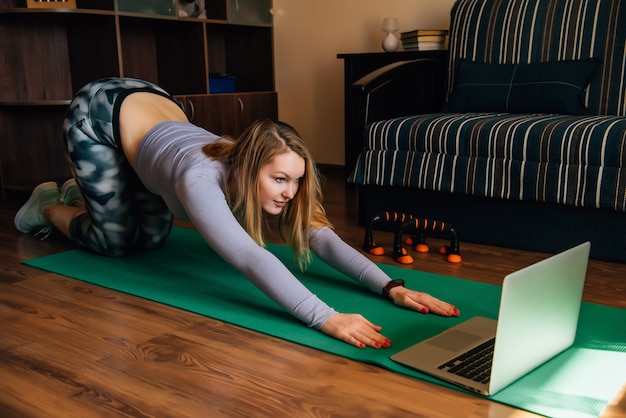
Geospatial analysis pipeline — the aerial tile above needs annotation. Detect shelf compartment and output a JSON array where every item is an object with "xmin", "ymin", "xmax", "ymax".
[
  {"xmin": 0, "ymin": 11, "xmax": 119, "ymax": 101},
  {"xmin": 227, "ymin": 0, "xmax": 272, "ymax": 26},
  {"xmin": 117, "ymin": 0, "xmax": 176, "ymax": 17},
  {"xmin": 206, "ymin": 24, "xmax": 273, "ymax": 93},
  {"xmin": 118, "ymin": 16, "xmax": 208, "ymax": 95},
  {"xmin": 0, "ymin": 105, "xmax": 71, "ymax": 191}
]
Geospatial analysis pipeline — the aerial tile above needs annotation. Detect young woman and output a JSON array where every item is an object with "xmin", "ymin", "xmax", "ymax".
[{"xmin": 15, "ymin": 77, "xmax": 460, "ymax": 348}]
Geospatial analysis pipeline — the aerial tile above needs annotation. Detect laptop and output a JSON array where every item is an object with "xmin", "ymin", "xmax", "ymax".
[{"xmin": 390, "ymin": 241, "xmax": 591, "ymax": 396}]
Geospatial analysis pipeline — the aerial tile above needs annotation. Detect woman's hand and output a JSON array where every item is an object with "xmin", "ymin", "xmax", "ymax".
[
  {"xmin": 388, "ymin": 286, "xmax": 460, "ymax": 317},
  {"xmin": 320, "ymin": 313, "xmax": 391, "ymax": 349},
  {"xmin": 319, "ymin": 287, "xmax": 459, "ymax": 348}
]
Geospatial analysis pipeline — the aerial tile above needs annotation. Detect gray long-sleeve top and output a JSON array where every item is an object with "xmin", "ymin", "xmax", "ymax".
[{"xmin": 135, "ymin": 121, "xmax": 392, "ymax": 328}]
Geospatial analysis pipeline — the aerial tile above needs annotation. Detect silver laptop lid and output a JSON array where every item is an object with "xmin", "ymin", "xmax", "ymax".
[{"xmin": 489, "ymin": 241, "xmax": 590, "ymax": 393}]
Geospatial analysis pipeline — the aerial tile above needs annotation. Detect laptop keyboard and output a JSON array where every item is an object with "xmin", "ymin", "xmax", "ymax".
[{"xmin": 437, "ymin": 337, "xmax": 495, "ymax": 384}]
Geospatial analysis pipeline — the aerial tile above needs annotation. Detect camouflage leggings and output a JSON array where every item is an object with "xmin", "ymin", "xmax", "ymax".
[{"xmin": 63, "ymin": 78, "xmax": 176, "ymax": 257}]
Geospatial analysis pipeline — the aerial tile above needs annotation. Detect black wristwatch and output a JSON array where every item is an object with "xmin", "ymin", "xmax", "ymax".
[{"xmin": 382, "ymin": 279, "xmax": 405, "ymax": 298}]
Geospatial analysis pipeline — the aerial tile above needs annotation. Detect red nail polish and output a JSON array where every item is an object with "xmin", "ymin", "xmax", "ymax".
[
  {"xmin": 375, "ymin": 342, "xmax": 381, "ymax": 348},
  {"xmin": 359, "ymin": 343, "xmax": 365, "ymax": 348},
  {"xmin": 383, "ymin": 340, "xmax": 391, "ymax": 347},
  {"xmin": 421, "ymin": 307, "xmax": 429, "ymax": 314}
]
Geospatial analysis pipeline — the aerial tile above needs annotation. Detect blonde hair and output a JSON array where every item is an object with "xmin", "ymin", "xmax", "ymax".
[{"xmin": 203, "ymin": 119, "xmax": 332, "ymax": 269}]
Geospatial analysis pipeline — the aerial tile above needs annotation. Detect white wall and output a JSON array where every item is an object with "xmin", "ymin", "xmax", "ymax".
[{"xmin": 273, "ymin": 0, "xmax": 456, "ymax": 165}]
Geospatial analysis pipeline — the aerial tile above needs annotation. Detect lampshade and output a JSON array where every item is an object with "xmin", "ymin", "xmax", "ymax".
[{"xmin": 382, "ymin": 17, "xmax": 399, "ymax": 32}]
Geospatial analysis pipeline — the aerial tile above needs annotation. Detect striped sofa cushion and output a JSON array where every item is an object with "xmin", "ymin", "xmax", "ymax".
[
  {"xmin": 447, "ymin": 0, "xmax": 626, "ymax": 116},
  {"xmin": 349, "ymin": 113, "xmax": 626, "ymax": 211}
]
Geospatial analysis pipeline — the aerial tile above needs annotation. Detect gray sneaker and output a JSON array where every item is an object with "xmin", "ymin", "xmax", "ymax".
[
  {"xmin": 14, "ymin": 181, "xmax": 61, "ymax": 233},
  {"xmin": 60, "ymin": 178, "xmax": 83, "ymax": 207}
]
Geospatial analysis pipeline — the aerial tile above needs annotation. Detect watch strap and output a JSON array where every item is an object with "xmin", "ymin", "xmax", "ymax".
[{"xmin": 382, "ymin": 279, "xmax": 405, "ymax": 297}]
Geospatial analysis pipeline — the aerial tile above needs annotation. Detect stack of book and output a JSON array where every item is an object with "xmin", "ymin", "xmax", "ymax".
[{"xmin": 400, "ymin": 29, "xmax": 448, "ymax": 51}]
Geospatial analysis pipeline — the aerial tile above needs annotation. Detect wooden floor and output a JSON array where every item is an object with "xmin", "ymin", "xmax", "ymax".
[{"xmin": 1, "ymin": 166, "xmax": 625, "ymax": 418}]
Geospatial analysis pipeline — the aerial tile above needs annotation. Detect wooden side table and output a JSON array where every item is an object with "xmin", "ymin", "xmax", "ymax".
[{"xmin": 337, "ymin": 51, "xmax": 447, "ymax": 180}]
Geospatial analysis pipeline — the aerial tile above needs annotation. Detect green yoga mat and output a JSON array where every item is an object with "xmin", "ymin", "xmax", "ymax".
[{"xmin": 25, "ymin": 227, "xmax": 626, "ymax": 418}]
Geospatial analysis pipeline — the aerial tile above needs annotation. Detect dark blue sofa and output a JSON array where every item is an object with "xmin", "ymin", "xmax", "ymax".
[{"xmin": 349, "ymin": 0, "xmax": 626, "ymax": 262}]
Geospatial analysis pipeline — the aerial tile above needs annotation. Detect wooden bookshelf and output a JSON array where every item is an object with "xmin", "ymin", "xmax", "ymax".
[{"xmin": 0, "ymin": 0, "xmax": 276, "ymax": 197}]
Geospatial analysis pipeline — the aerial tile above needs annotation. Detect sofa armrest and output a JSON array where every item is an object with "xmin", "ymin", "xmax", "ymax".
[{"xmin": 351, "ymin": 57, "xmax": 448, "ymax": 128}]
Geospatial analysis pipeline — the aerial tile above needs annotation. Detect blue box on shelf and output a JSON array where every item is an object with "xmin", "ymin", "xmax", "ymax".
[{"xmin": 209, "ymin": 73, "xmax": 236, "ymax": 94}]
